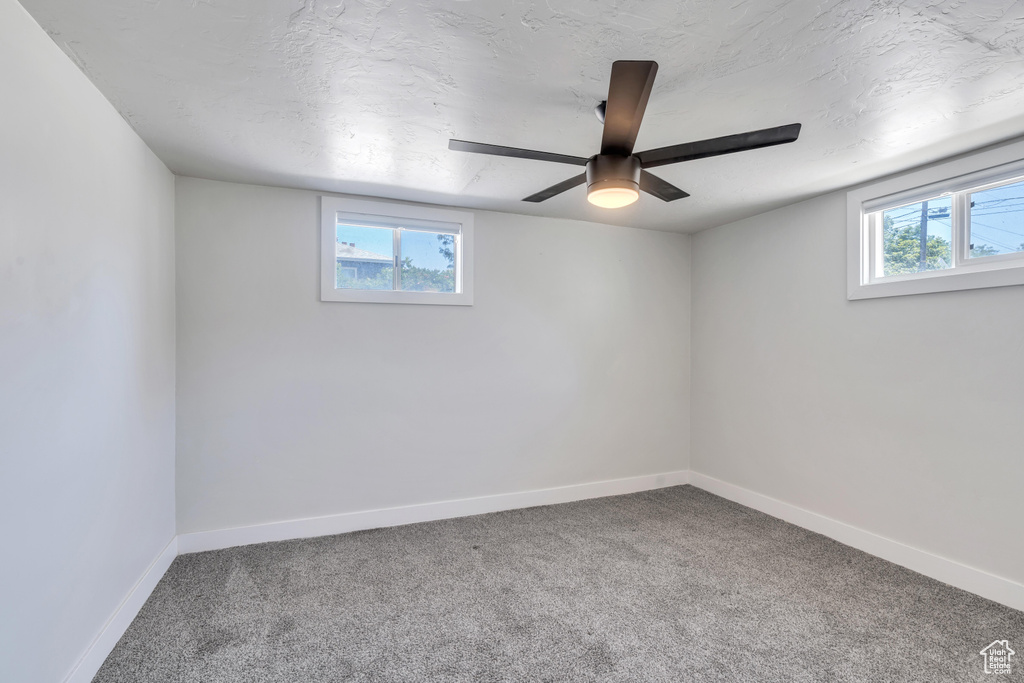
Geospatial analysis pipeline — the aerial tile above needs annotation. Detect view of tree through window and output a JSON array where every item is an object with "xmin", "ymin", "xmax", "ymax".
[
  {"xmin": 334, "ymin": 223, "xmax": 456, "ymax": 292},
  {"xmin": 880, "ymin": 197, "xmax": 953, "ymax": 277},
  {"xmin": 401, "ymin": 232, "xmax": 455, "ymax": 292},
  {"xmin": 968, "ymin": 179, "xmax": 1024, "ymax": 258}
]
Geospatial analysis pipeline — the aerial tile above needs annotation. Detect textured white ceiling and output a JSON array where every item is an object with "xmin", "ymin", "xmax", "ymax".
[{"xmin": 19, "ymin": 0, "xmax": 1024, "ymax": 232}]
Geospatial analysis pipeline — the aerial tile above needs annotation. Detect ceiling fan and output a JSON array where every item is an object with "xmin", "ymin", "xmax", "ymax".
[{"xmin": 448, "ymin": 60, "xmax": 801, "ymax": 209}]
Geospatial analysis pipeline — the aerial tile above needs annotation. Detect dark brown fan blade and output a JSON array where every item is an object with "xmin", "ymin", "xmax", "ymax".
[
  {"xmin": 449, "ymin": 139, "xmax": 588, "ymax": 166},
  {"xmin": 636, "ymin": 123, "xmax": 801, "ymax": 169},
  {"xmin": 522, "ymin": 174, "xmax": 587, "ymax": 202},
  {"xmin": 600, "ymin": 61, "xmax": 658, "ymax": 156},
  {"xmin": 639, "ymin": 171, "xmax": 690, "ymax": 202}
]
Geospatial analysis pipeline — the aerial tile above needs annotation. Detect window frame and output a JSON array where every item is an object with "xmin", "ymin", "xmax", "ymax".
[
  {"xmin": 320, "ymin": 196, "xmax": 474, "ymax": 306},
  {"xmin": 847, "ymin": 140, "xmax": 1024, "ymax": 300}
]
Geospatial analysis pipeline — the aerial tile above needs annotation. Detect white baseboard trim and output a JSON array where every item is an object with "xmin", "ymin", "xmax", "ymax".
[
  {"xmin": 177, "ymin": 469, "xmax": 691, "ymax": 554},
  {"xmin": 63, "ymin": 536, "xmax": 178, "ymax": 683},
  {"xmin": 689, "ymin": 472, "xmax": 1024, "ymax": 613}
]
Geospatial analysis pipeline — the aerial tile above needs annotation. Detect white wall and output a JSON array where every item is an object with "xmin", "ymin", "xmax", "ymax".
[
  {"xmin": 691, "ymin": 189, "xmax": 1024, "ymax": 587},
  {"xmin": 175, "ymin": 177, "xmax": 691, "ymax": 534},
  {"xmin": 0, "ymin": 1, "xmax": 176, "ymax": 681}
]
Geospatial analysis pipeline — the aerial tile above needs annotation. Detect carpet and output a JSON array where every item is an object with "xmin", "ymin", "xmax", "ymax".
[{"xmin": 93, "ymin": 486, "xmax": 1024, "ymax": 681}]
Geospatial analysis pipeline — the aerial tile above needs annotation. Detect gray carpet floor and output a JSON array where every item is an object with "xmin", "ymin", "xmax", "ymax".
[{"xmin": 94, "ymin": 486, "xmax": 1023, "ymax": 682}]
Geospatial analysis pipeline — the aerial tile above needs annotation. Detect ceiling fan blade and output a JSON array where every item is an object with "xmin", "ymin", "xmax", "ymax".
[
  {"xmin": 636, "ymin": 123, "xmax": 802, "ymax": 169},
  {"xmin": 639, "ymin": 171, "xmax": 690, "ymax": 202},
  {"xmin": 600, "ymin": 60, "xmax": 659, "ymax": 156},
  {"xmin": 449, "ymin": 139, "xmax": 588, "ymax": 166},
  {"xmin": 522, "ymin": 174, "xmax": 587, "ymax": 202}
]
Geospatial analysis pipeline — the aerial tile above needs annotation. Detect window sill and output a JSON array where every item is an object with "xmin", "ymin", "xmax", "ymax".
[
  {"xmin": 848, "ymin": 263, "xmax": 1024, "ymax": 299},
  {"xmin": 321, "ymin": 289, "xmax": 473, "ymax": 306}
]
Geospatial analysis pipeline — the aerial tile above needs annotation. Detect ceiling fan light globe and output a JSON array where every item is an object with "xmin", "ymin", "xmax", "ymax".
[
  {"xmin": 585, "ymin": 155, "xmax": 641, "ymax": 208},
  {"xmin": 587, "ymin": 182, "xmax": 639, "ymax": 209}
]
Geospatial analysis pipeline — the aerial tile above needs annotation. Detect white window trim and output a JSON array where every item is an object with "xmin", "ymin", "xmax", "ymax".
[
  {"xmin": 320, "ymin": 196, "xmax": 474, "ymax": 305},
  {"xmin": 847, "ymin": 139, "xmax": 1024, "ymax": 300}
]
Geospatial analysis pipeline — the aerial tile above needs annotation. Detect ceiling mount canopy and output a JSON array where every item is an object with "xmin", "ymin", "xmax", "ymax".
[{"xmin": 449, "ymin": 60, "xmax": 802, "ymax": 209}]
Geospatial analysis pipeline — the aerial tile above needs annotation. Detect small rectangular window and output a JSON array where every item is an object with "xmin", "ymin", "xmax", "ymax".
[
  {"xmin": 321, "ymin": 197, "xmax": 473, "ymax": 305},
  {"xmin": 848, "ymin": 146, "xmax": 1024, "ymax": 299}
]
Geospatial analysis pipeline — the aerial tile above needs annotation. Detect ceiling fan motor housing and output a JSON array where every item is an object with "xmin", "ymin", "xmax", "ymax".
[{"xmin": 586, "ymin": 154, "xmax": 641, "ymax": 194}]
